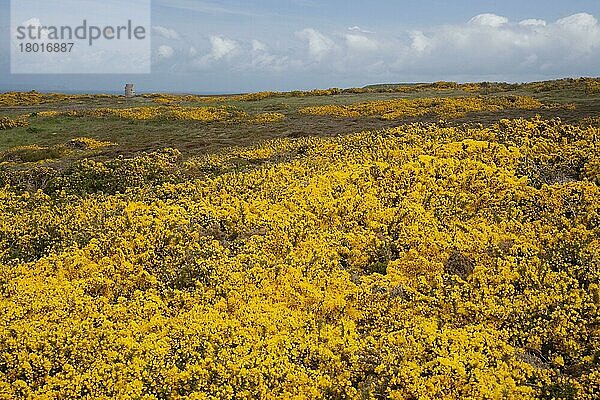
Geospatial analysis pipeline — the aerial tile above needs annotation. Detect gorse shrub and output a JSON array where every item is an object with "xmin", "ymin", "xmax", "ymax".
[
  {"xmin": 0, "ymin": 118, "xmax": 598, "ymax": 398},
  {"xmin": 299, "ymin": 96, "xmax": 543, "ymax": 120},
  {"xmin": 33, "ymin": 106, "xmax": 285, "ymax": 124},
  {"xmin": 0, "ymin": 116, "xmax": 29, "ymax": 130}
]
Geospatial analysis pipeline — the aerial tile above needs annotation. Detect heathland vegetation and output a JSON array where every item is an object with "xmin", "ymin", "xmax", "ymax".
[{"xmin": 0, "ymin": 79, "xmax": 599, "ymax": 399}]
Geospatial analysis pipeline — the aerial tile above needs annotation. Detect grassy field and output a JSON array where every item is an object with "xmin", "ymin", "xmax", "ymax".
[
  {"xmin": 0, "ymin": 79, "xmax": 599, "ymax": 399},
  {"xmin": 1, "ymin": 79, "xmax": 599, "ymax": 157}
]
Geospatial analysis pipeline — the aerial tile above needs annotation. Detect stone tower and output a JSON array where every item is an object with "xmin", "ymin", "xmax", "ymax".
[{"xmin": 125, "ymin": 83, "xmax": 135, "ymax": 97}]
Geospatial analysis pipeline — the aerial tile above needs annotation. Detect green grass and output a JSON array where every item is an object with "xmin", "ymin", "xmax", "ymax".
[{"xmin": 2, "ymin": 80, "xmax": 600, "ymax": 166}]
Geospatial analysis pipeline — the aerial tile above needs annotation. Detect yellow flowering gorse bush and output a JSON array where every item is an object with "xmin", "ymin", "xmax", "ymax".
[
  {"xmin": 0, "ymin": 117, "xmax": 29, "ymax": 130},
  {"xmin": 0, "ymin": 92, "xmax": 118, "ymax": 107},
  {"xmin": 33, "ymin": 106, "xmax": 284, "ymax": 124},
  {"xmin": 35, "ymin": 111, "xmax": 61, "ymax": 118},
  {"xmin": 0, "ymin": 117, "xmax": 599, "ymax": 399},
  {"xmin": 65, "ymin": 137, "xmax": 116, "ymax": 150},
  {"xmin": 299, "ymin": 96, "xmax": 543, "ymax": 120},
  {"xmin": 0, "ymin": 138, "xmax": 115, "ymax": 164}
]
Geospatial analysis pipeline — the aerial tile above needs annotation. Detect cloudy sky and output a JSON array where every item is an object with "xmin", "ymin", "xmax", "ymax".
[{"xmin": 1, "ymin": 0, "xmax": 600, "ymax": 93}]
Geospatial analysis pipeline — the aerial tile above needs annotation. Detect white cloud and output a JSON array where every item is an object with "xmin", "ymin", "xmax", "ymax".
[
  {"xmin": 152, "ymin": 26, "xmax": 180, "ymax": 40},
  {"xmin": 348, "ymin": 26, "xmax": 374, "ymax": 34},
  {"xmin": 345, "ymin": 34, "xmax": 379, "ymax": 52},
  {"xmin": 247, "ymin": 40, "xmax": 295, "ymax": 71},
  {"xmin": 392, "ymin": 12, "xmax": 600, "ymax": 77},
  {"xmin": 209, "ymin": 35, "xmax": 237, "ymax": 59},
  {"xmin": 554, "ymin": 13, "xmax": 600, "ymax": 53},
  {"xmin": 296, "ymin": 28, "xmax": 334, "ymax": 58},
  {"xmin": 159, "ymin": 12, "xmax": 600, "ymax": 85},
  {"xmin": 519, "ymin": 19, "xmax": 547, "ymax": 27},
  {"xmin": 252, "ymin": 39, "xmax": 267, "ymax": 52},
  {"xmin": 188, "ymin": 35, "xmax": 239, "ymax": 70},
  {"xmin": 469, "ymin": 13, "xmax": 509, "ymax": 27},
  {"xmin": 557, "ymin": 12, "xmax": 598, "ymax": 28},
  {"xmin": 250, "ymin": 52, "xmax": 294, "ymax": 71},
  {"xmin": 410, "ymin": 31, "xmax": 432, "ymax": 53},
  {"xmin": 156, "ymin": 45, "xmax": 174, "ymax": 59}
]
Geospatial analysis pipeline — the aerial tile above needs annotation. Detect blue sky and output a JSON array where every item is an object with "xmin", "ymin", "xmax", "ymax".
[{"xmin": 2, "ymin": 0, "xmax": 600, "ymax": 93}]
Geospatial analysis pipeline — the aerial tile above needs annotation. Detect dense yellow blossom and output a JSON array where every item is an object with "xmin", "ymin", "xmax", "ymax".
[
  {"xmin": 299, "ymin": 96, "xmax": 543, "ymax": 119},
  {"xmin": 0, "ymin": 91, "xmax": 45, "ymax": 106},
  {"xmin": 31, "ymin": 106, "xmax": 284, "ymax": 124},
  {"xmin": 0, "ymin": 92, "xmax": 118, "ymax": 107},
  {"xmin": 65, "ymin": 137, "xmax": 116, "ymax": 150},
  {"xmin": 585, "ymin": 80, "xmax": 600, "ymax": 93},
  {"xmin": 0, "ymin": 137, "xmax": 115, "ymax": 163},
  {"xmin": 0, "ymin": 117, "xmax": 599, "ymax": 399},
  {"xmin": 166, "ymin": 106, "xmax": 233, "ymax": 122},
  {"xmin": 0, "ymin": 116, "xmax": 29, "ymax": 130},
  {"xmin": 36, "ymin": 110, "xmax": 61, "ymax": 118}
]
